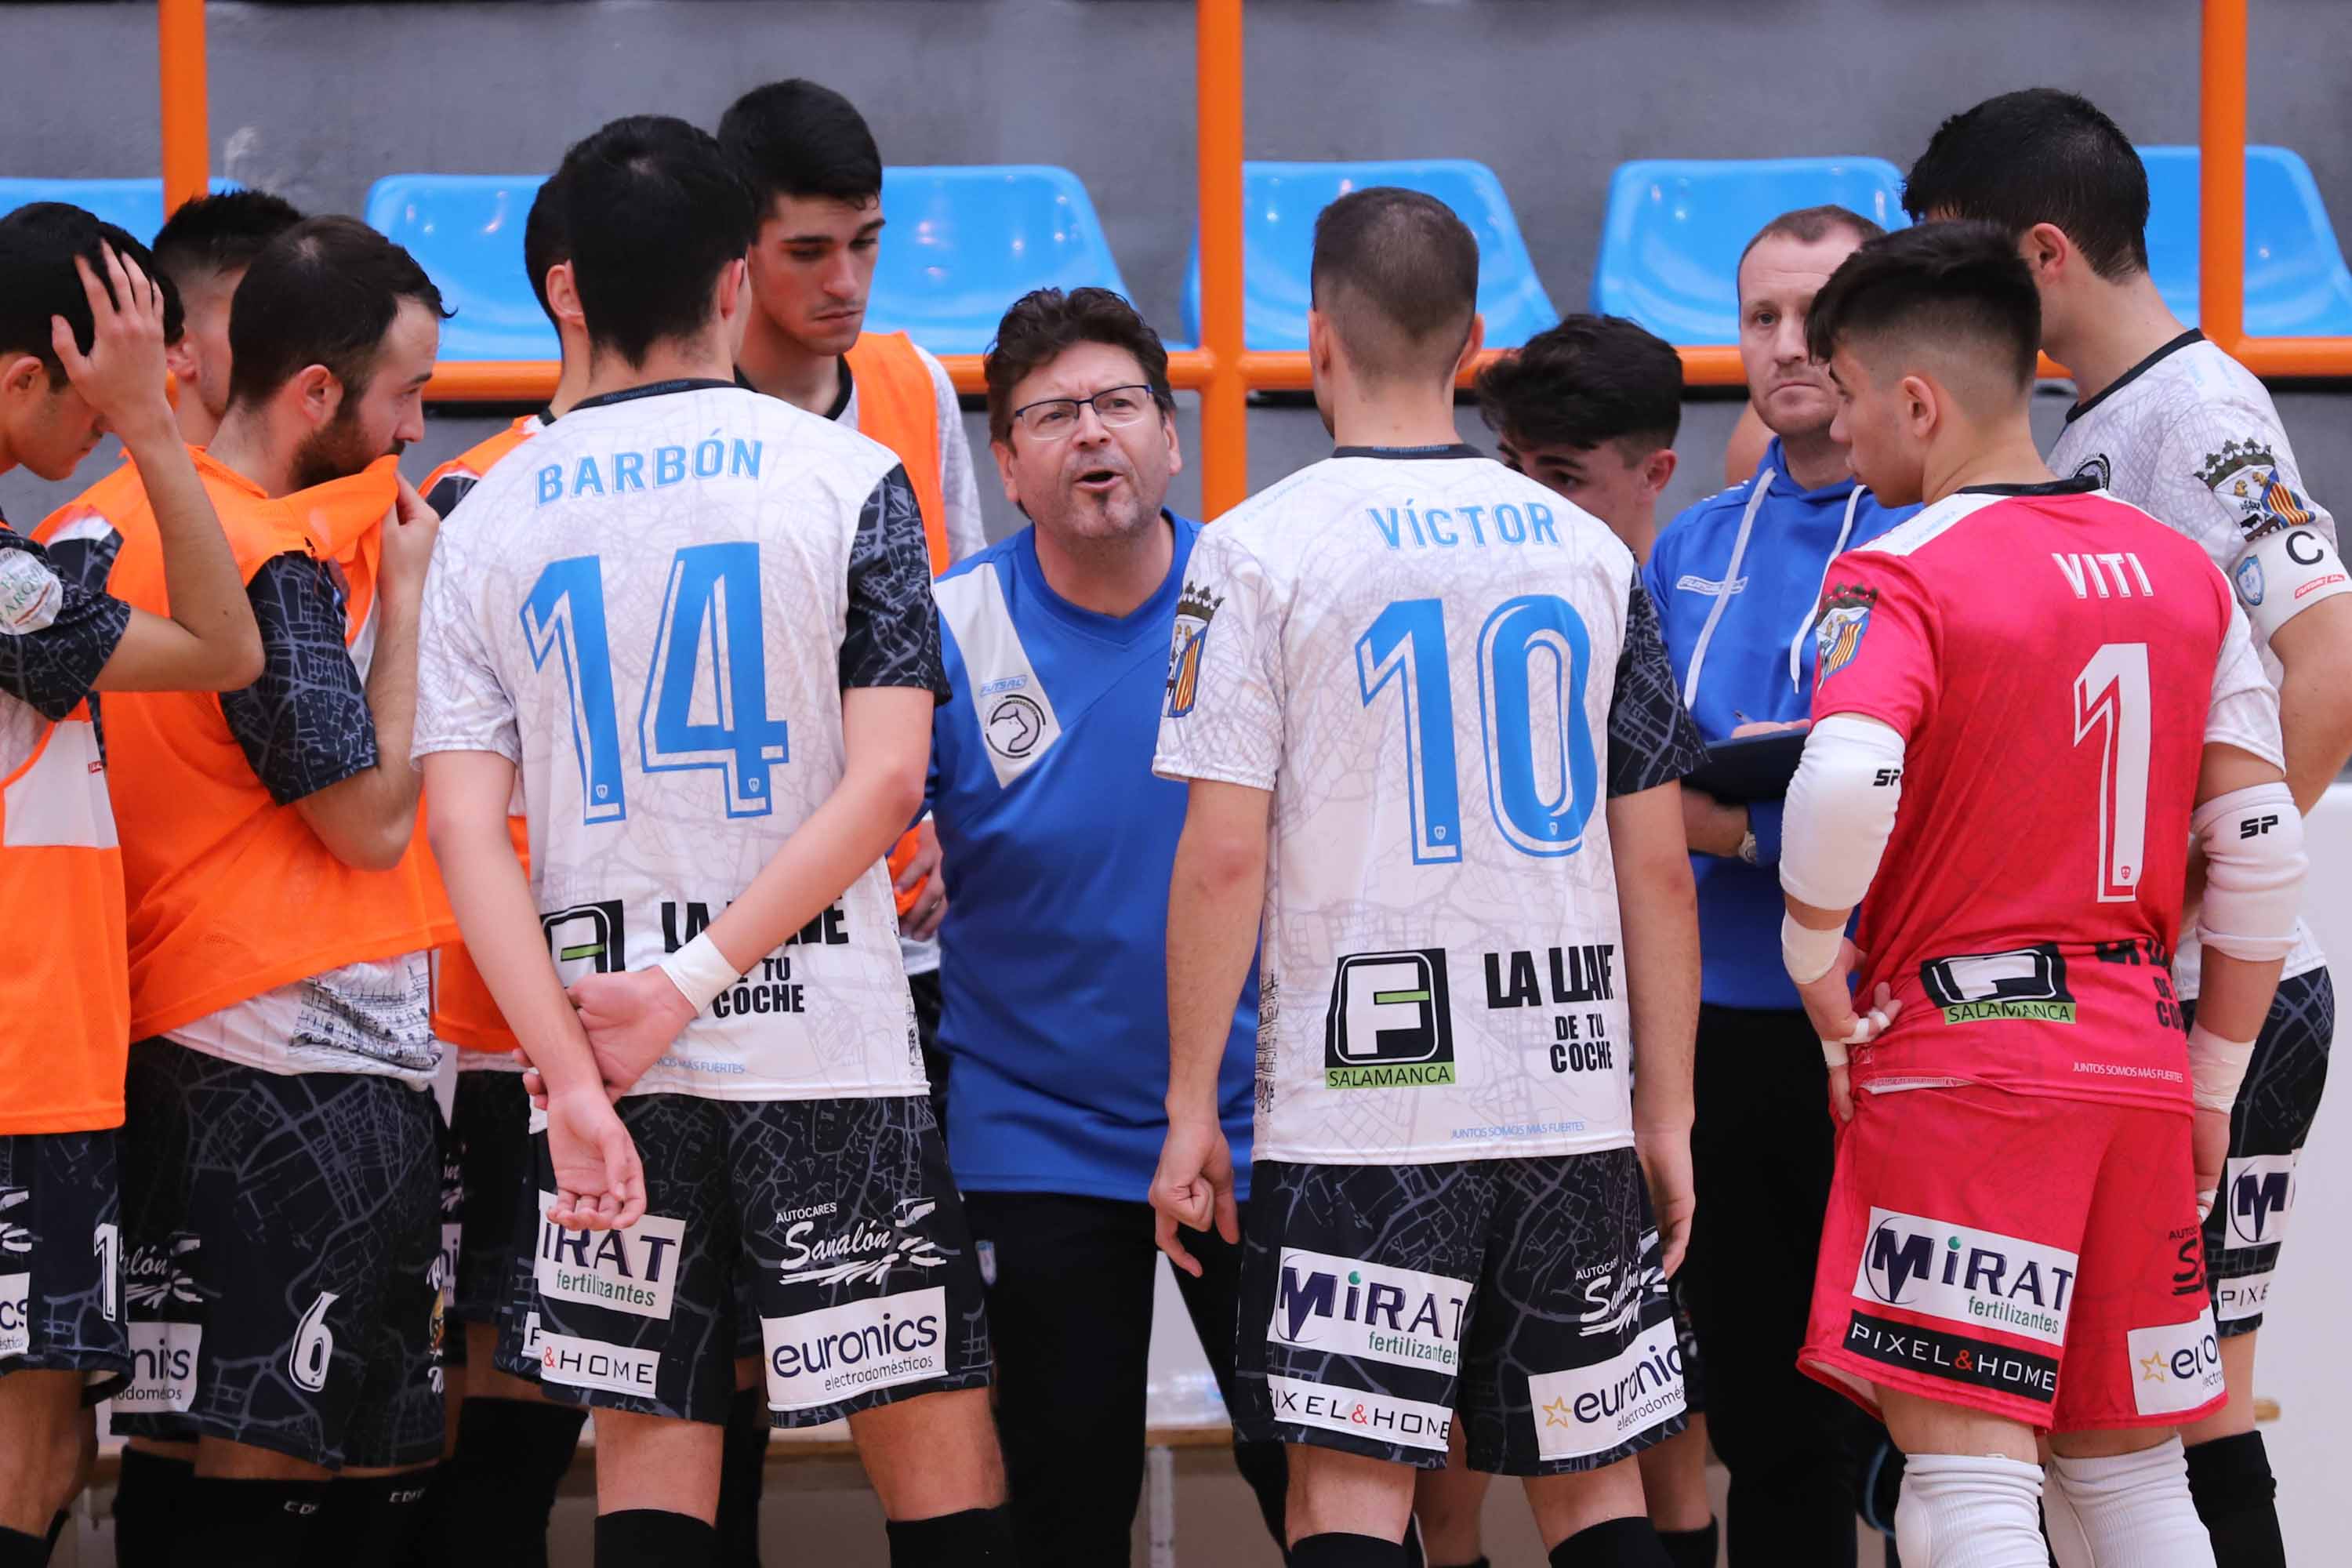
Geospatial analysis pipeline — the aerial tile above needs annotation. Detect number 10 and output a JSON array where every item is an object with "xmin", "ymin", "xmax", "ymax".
[{"xmin": 1356, "ymin": 594, "xmax": 1599, "ymax": 863}]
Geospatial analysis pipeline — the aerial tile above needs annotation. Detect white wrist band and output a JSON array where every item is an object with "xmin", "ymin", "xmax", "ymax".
[
  {"xmin": 1820, "ymin": 1036, "xmax": 1850, "ymax": 1070},
  {"xmin": 1782, "ymin": 912, "xmax": 1844, "ymax": 985},
  {"xmin": 2187, "ymin": 1022, "xmax": 2257, "ymax": 1113},
  {"xmin": 657, "ymin": 932, "xmax": 742, "ymax": 1014}
]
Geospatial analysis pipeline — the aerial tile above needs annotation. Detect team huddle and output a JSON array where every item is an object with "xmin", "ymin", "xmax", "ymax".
[{"xmin": 0, "ymin": 74, "xmax": 2337, "ymax": 1568}]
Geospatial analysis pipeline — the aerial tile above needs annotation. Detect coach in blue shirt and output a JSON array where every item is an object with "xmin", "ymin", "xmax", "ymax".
[
  {"xmin": 1642, "ymin": 205, "xmax": 1913, "ymax": 1567},
  {"xmin": 925, "ymin": 287, "xmax": 1282, "ymax": 1566}
]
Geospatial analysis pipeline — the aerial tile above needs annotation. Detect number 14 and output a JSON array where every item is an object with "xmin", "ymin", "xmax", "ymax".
[{"xmin": 522, "ymin": 543, "xmax": 792, "ymax": 824}]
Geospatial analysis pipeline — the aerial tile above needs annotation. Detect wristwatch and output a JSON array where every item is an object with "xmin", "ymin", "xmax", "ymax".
[{"xmin": 1737, "ymin": 826, "xmax": 1759, "ymax": 866}]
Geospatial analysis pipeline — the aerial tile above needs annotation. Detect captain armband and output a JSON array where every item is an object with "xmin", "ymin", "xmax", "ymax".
[
  {"xmin": 2193, "ymin": 782, "xmax": 2306, "ymax": 963},
  {"xmin": 2231, "ymin": 524, "xmax": 2351, "ymax": 641}
]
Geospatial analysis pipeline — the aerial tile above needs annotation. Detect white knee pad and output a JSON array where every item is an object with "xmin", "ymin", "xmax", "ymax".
[
  {"xmin": 2042, "ymin": 1437, "xmax": 2216, "ymax": 1568},
  {"xmin": 1894, "ymin": 1453, "xmax": 2047, "ymax": 1568}
]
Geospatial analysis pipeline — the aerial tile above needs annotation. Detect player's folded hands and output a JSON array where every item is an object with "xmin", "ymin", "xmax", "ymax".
[
  {"xmin": 545, "ymin": 1084, "xmax": 646, "ymax": 1231},
  {"xmin": 568, "ymin": 965, "xmax": 699, "ymax": 1097}
]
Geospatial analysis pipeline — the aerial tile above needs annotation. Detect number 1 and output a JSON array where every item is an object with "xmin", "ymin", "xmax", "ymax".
[
  {"xmin": 2073, "ymin": 642, "xmax": 2151, "ymax": 902},
  {"xmin": 1356, "ymin": 600, "xmax": 1463, "ymax": 864}
]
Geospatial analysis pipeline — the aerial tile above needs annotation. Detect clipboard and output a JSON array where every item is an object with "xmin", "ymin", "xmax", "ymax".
[{"xmin": 1686, "ymin": 728, "xmax": 1807, "ymax": 804}]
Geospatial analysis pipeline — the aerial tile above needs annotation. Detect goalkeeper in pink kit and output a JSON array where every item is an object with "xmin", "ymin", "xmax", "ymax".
[{"xmin": 1775, "ymin": 221, "xmax": 2303, "ymax": 1568}]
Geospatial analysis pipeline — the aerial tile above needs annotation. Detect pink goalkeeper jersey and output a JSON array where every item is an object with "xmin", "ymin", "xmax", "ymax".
[{"xmin": 1809, "ymin": 477, "xmax": 2281, "ymax": 1112}]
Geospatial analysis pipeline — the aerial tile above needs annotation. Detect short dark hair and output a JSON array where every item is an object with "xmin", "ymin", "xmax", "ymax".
[
  {"xmin": 1310, "ymin": 187, "xmax": 1479, "ymax": 382},
  {"xmin": 1475, "ymin": 314, "xmax": 1682, "ymax": 458},
  {"xmin": 561, "ymin": 115, "xmax": 756, "ymax": 366},
  {"xmin": 0, "ymin": 203, "xmax": 183, "ymax": 379},
  {"xmin": 1903, "ymin": 89, "xmax": 2149, "ymax": 279},
  {"xmin": 523, "ymin": 169, "xmax": 574, "ymax": 324},
  {"xmin": 227, "ymin": 215, "xmax": 447, "ymax": 410},
  {"xmin": 984, "ymin": 287, "xmax": 1173, "ymax": 445},
  {"xmin": 151, "ymin": 189, "xmax": 305, "ymax": 294},
  {"xmin": 1805, "ymin": 220, "xmax": 2042, "ymax": 394},
  {"xmin": 718, "ymin": 79, "xmax": 884, "ymax": 215},
  {"xmin": 1737, "ymin": 205, "xmax": 1887, "ymax": 281}
]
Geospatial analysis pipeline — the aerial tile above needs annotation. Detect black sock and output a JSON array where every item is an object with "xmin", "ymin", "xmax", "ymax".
[
  {"xmin": 1292, "ymin": 1534, "xmax": 1411, "ymax": 1568},
  {"xmin": 304, "ymin": 1471, "xmax": 434, "ymax": 1568},
  {"xmin": 395, "ymin": 1465, "xmax": 452, "ymax": 1568},
  {"xmin": 2186, "ymin": 1431, "xmax": 2287, "ymax": 1568},
  {"xmin": 184, "ymin": 1476, "xmax": 329, "ymax": 1568},
  {"xmin": 442, "ymin": 1398, "xmax": 586, "ymax": 1568},
  {"xmin": 714, "ymin": 1386, "xmax": 770, "ymax": 1567},
  {"xmin": 1550, "ymin": 1515, "xmax": 1670, "ymax": 1568},
  {"xmin": 113, "ymin": 1448, "xmax": 194, "ymax": 1568},
  {"xmin": 594, "ymin": 1508, "xmax": 717, "ymax": 1566},
  {"xmin": 1657, "ymin": 1519, "xmax": 1717, "ymax": 1568},
  {"xmin": 885, "ymin": 1505, "xmax": 1016, "ymax": 1566},
  {"xmin": 0, "ymin": 1526, "xmax": 49, "ymax": 1568}
]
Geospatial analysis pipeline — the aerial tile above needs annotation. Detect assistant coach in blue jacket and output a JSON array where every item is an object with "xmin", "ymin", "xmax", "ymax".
[
  {"xmin": 1642, "ymin": 206, "xmax": 1913, "ymax": 1568},
  {"xmin": 923, "ymin": 288, "xmax": 1283, "ymax": 1566}
]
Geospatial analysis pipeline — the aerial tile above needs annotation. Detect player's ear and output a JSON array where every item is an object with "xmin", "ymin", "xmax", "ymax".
[
  {"xmin": 1306, "ymin": 308, "xmax": 1334, "ymax": 381},
  {"xmin": 545, "ymin": 261, "xmax": 586, "ymax": 332},
  {"xmin": 0, "ymin": 353, "xmax": 45, "ymax": 401},
  {"xmin": 1642, "ymin": 447, "xmax": 1678, "ymax": 501},
  {"xmin": 292, "ymin": 362, "xmax": 340, "ymax": 430},
  {"xmin": 1451, "ymin": 313, "xmax": 1486, "ymax": 384},
  {"xmin": 1899, "ymin": 373, "xmax": 1938, "ymax": 440},
  {"xmin": 1160, "ymin": 397, "xmax": 1184, "ymax": 479},
  {"xmin": 2020, "ymin": 223, "xmax": 2069, "ymax": 284}
]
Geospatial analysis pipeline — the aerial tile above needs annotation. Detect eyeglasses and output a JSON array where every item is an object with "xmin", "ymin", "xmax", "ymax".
[{"xmin": 1008, "ymin": 384, "xmax": 1163, "ymax": 441}]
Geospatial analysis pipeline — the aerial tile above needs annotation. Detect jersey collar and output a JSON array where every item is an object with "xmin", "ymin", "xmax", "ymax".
[
  {"xmin": 1013, "ymin": 508, "xmax": 1189, "ymax": 642},
  {"xmin": 2063, "ymin": 328, "xmax": 2205, "ymax": 426},
  {"xmin": 569, "ymin": 377, "xmax": 739, "ymax": 414},
  {"xmin": 1331, "ymin": 442, "xmax": 1486, "ymax": 461},
  {"xmin": 1955, "ymin": 474, "xmax": 2103, "ymax": 499},
  {"xmin": 731, "ymin": 360, "xmax": 856, "ymax": 423}
]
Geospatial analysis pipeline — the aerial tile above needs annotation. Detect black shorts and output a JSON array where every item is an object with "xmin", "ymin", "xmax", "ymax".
[
  {"xmin": 0, "ymin": 1129, "xmax": 130, "ymax": 1399},
  {"xmin": 114, "ymin": 1044, "xmax": 447, "ymax": 1468},
  {"xmin": 2186, "ymin": 965, "xmax": 2333, "ymax": 1337},
  {"xmin": 1236, "ymin": 1147, "xmax": 1687, "ymax": 1475},
  {"xmin": 449, "ymin": 1070, "xmax": 535, "ymax": 1331},
  {"xmin": 496, "ymin": 1093, "xmax": 992, "ymax": 1428}
]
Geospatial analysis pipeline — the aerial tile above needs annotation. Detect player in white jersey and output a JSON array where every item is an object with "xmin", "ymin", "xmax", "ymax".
[
  {"xmin": 1150, "ymin": 187, "xmax": 1707, "ymax": 1568},
  {"xmin": 1904, "ymin": 89, "xmax": 2352, "ymax": 1568},
  {"xmin": 415, "ymin": 117, "xmax": 1011, "ymax": 1568}
]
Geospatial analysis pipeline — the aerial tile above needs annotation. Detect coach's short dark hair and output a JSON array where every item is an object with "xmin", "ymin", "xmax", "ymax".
[
  {"xmin": 561, "ymin": 115, "xmax": 756, "ymax": 366},
  {"xmin": 1475, "ymin": 314, "xmax": 1682, "ymax": 458},
  {"xmin": 151, "ymin": 189, "xmax": 305, "ymax": 293},
  {"xmin": 523, "ymin": 169, "xmax": 574, "ymax": 325},
  {"xmin": 1737, "ymin": 205, "xmax": 1886, "ymax": 281},
  {"xmin": 1805, "ymin": 220, "xmax": 2042, "ymax": 394},
  {"xmin": 0, "ymin": 203, "xmax": 183, "ymax": 382},
  {"xmin": 1904, "ymin": 89, "xmax": 2149, "ymax": 280},
  {"xmin": 718, "ymin": 79, "xmax": 884, "ymax": 213},
  {"xmin": 1311, "ymin": 187, "xmax": 1479, "ymax": 382},
  {"xmin": 227, "ymin": 216, "xmax": 446, "ymax": 410},
  {"xmin": 984, "ymin": 287, "xmax": 1173, "ymax": 445}
]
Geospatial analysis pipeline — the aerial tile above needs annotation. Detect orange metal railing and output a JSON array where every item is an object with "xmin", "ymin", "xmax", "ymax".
[{"xmin": 149, "ymin": 0, "xmax": 2350, "ymax": 516}]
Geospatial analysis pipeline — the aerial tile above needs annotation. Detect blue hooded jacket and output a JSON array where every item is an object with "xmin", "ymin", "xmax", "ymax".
[{"xmin": 1641, "ymin": 439, "xmax": 1917, "ymax": 1009}]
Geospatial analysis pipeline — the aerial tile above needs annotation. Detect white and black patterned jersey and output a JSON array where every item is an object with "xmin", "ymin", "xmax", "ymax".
[
  {"xmin": 2049, "ymin": 331, "xmax": 2332, "ymax": 996},
  {"xmin": 1153, "ymin": 447, "xmax": 1704, "ymax": 1166},
  {"xmin": 415, "ymin": 379, "xmax": 947, "ymax": 1102}
]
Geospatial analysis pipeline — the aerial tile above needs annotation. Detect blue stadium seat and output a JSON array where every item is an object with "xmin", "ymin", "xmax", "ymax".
[
  {"xmin": 866, "ymin": 165, "xmax": 1131, "ymax": 354},
  {"xmin": 1181, "ymin": 159, "xmax": 1559, "ymax": 352},
  {"xmin": 367, "ymin": 165, "xmax": 1128, "ymax": 361},
  {"xmin": 365, "ymin": 174, "xmax": 557, "ymax": 362},
  {"xmin": 0, "ymin": 177, "xmax": 240, "ymax": 242},
  {"xmin": 1592, "ymin": 158, "xmax": 1910, "ymax": 345},
  {"xmin": 2140, "ymin": 145, "xmax": 2352, "ymax": 338}
]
